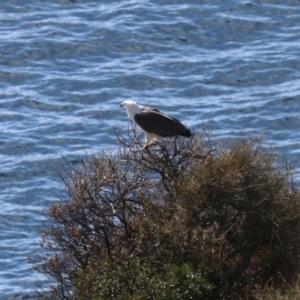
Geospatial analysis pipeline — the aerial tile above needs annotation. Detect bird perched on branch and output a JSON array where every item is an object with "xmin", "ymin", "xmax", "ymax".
[{"xmin": 120, "ymin": 100, "xmax": 192, "ymax": 149}]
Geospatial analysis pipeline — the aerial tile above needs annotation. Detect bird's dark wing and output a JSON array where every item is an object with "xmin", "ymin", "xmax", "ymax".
[{"xmin": 134, "ymin": 108, "xmax": 191, "ymax": 137}]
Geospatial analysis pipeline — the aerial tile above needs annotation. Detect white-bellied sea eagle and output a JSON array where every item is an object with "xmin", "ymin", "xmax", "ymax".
[{"xmin": 120, "ymin": 100, "xmax": 192, "ymax": 149}]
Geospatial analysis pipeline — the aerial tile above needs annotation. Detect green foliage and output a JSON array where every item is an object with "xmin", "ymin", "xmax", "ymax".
[
  {"xmin": 74, "ymin": 256, "xmax": 212, "ymax": 300},
  {"xmin": 29, "ymin": 129, "xmax": 300, "ymax": 299},
  {"xmin": 176, "ymin": 138, "xmax": 300, "ymax": 298}
]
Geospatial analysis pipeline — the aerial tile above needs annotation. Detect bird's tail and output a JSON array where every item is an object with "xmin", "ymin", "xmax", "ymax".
[{"xmin": 182, "ymin": 128, "xmax": 192, "ymax": 137}]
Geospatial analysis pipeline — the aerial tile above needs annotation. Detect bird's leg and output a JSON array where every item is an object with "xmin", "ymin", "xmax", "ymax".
[{"xmin": 143, "ymin": 133, "xmax": 163, "ymax": 150}]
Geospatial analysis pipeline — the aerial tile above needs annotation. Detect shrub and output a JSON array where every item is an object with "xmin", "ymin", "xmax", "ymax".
[
  {"xmin": 29, "ymin": 128, "xmax": 300, "ymax": 299},
  {"xmin": 73, "ymin": 257, "xmax": 212, "ymax": 300},
  {"xmin": 176, "ymin": 138, "xmax": 300, "ymax": 298}
]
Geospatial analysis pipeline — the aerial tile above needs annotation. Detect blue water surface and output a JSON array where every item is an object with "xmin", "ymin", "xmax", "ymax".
[{"xmin": 1, "ymin": 0, "xmax": 300, "ymax": 298}]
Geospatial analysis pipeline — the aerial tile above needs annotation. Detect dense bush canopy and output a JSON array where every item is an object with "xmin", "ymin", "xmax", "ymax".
[{"xmin": 29, "ymin": 128, "xmax": 300, "ymax": 299}]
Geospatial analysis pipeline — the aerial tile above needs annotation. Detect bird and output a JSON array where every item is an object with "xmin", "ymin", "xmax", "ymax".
[{"xmin": 120, "ymin": 100, "xmax": 192, "ymax": 149}]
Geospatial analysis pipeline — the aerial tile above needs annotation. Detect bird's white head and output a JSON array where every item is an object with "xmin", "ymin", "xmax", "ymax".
[{"xmin": 120, "ymin": 100, "xmax": 142, "ymax": 121}]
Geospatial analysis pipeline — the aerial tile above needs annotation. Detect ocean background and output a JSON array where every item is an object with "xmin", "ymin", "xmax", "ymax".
[{"xmin": 1, "ymin": 0, "xmax": 300, "ymax": 298}]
